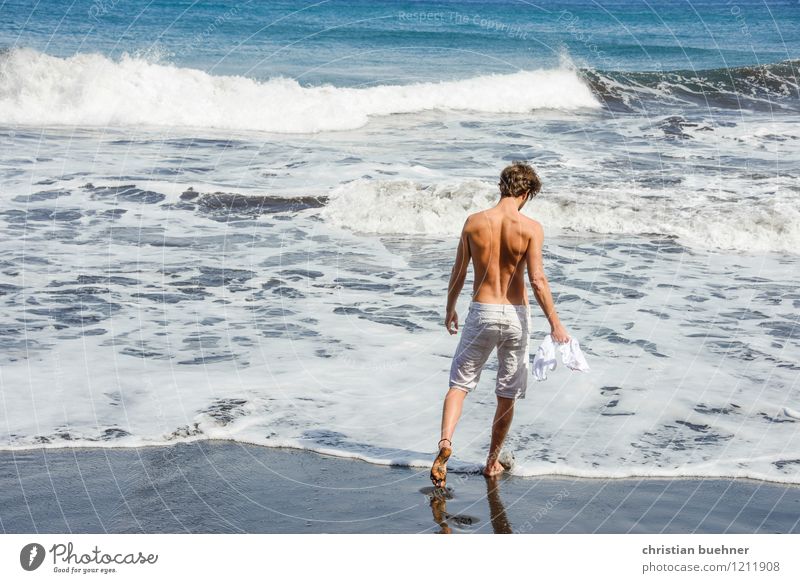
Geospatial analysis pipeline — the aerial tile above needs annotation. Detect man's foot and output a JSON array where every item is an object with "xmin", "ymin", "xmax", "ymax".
[
  {"xmin": 483, "ymin": 458, "xmax": 505, "ymax": 478},
  {"xmin": 430, "ymin": 438, "xmax": 452, "ymax": 489}
]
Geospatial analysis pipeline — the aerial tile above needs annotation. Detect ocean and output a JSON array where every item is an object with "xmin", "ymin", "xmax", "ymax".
[{"xmin": 0, "ymin": 0, "xmax": 798, "ymax": 484}]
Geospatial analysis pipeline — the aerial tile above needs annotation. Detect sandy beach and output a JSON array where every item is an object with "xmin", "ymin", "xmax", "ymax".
[{"xmin": 1, "ymin": 442, "xmax": 797, "ymax": 534}]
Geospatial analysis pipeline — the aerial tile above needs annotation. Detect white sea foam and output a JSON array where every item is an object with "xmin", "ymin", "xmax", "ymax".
[
  {"xmin": 0, "ymin": 48, "xmax": 600, "ymax": 133},
  {"xmin": 1, "ymin": 49, "xmax": 798, "ymax": 486},
  {"xmin": 0, "ymin": 181, "xmax": 798, "ymax": 485},
  {"xmin": 320, "ymin": 178, "xmax": 800, "ymax": 253}
]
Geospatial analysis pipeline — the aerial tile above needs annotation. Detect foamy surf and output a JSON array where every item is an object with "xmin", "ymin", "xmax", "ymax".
[
  {"xmin": 1, "ymin": 14, "xmax": 798, "ymax": 491},
  {"xmin": 0, "ymin": 180, "xmax": 798, "ymax": 486},
  {"xmin": 320, "ymin": 178, "xmax": 800, "ymax": 254},
  {"xmin": 0, "ymin": 48, "xmax": 600, "ymax": 132}
]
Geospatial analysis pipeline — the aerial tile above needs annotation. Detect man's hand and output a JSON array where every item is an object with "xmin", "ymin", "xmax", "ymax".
[
  {"xmin": 551, "ymin": 322, "xmax": 571, "ymax": 344},
  {"xmin": 445, "ymin": 309, "xmax": 459, "ymax": 335}
]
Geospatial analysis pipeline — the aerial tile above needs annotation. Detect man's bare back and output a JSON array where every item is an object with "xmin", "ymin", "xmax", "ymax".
[
  {"xmin": 444, "ymin": 198, "xmax": 569, "ymax": 342},
  {"xmin": 464, "ymin": 206, "xmax": 537, "ymax": 306}
]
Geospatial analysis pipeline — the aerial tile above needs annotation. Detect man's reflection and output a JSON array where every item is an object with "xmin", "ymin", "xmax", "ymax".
[
  {"xmin": 485, "ymin": 476, "xmax": 513, "ymax": 533},
  {"xmin": 426, "ymin": 476, "xmax": 512, "ymax": 534}
]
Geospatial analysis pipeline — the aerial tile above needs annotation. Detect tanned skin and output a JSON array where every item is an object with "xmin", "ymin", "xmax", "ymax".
[{"xmin": 430, "ymin": 190, "xmax": 570, "ymax": 490}]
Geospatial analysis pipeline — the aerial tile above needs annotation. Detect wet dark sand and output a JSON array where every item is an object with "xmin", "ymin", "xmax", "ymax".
[{"xmin": 1, "ymin": 441, "xmax": 797, "ymax": 533}]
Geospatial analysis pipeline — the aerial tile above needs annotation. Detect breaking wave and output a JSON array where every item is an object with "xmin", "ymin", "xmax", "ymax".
[
  {"xmin": 0, "ymin": 48, "xmax": 600, "ymax": 132},
  {"xmin": 319, "ymin": 178, "xmax": 800, "ymax": 254},
  {"xmin": 584, "ymin": 60, "xmax": 800, "ymax": 112}
]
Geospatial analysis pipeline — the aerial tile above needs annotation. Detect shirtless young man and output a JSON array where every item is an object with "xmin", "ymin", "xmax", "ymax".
[{"xmin": 430, "ymin": 162, "xmax": 571, "ymax": 488}]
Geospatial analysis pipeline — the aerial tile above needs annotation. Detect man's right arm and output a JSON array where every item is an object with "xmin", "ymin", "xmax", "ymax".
[{"xmin": 526, "ymin": 222, "xmax": 570, "ymax": 343}]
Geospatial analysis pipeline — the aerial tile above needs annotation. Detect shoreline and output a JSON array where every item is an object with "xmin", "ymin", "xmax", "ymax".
[
  {"xmin": 1, "ymin": 438, "xmax": 798, "ymax": 489},
  {"xmin": 2, "ymin": 441, "xmax": 798, "ymax": 533}
]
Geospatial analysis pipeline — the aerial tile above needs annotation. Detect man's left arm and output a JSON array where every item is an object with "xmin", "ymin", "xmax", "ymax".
[{"xmin": 445, "ymin": 220, "xmax": 471, "ymax": 335}]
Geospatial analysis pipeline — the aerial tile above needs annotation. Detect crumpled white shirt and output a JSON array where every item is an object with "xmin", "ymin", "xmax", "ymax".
[{"xmin": 532, "ymin": 334, "xmax": 590, "ymax": 381}]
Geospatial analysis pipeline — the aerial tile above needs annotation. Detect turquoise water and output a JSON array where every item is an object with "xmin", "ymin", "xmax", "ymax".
[{"xmin": 3, "ymin": 0, "xmax": 799, "ymax": 81}]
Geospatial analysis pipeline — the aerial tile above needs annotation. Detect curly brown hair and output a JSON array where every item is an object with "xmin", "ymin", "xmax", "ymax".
[{"xmin": 498, "ymin": 161, "xmax": 542, "ymax": 200}]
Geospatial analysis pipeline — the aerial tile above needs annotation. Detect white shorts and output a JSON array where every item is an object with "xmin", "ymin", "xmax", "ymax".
[{"xmin": 448, "ymin": 302, "xmax": 532, "ymax": 400}]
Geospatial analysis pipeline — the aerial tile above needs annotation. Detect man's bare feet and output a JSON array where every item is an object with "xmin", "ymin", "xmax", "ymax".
[
  {"xmin": 430, "ymin": 438, "xmax": 452, "ymax": 489},
  {"xmin": 483, "ymin": 458, "xmax": 505, "ymax": 478}
]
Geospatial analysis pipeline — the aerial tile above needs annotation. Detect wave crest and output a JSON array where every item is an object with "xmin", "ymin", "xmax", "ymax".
[
  {"xmin": 320, "ymin": 178, "xmax": 800, "ymax": 253},
  {"xmin": 0, "ymin": 48, "xmax": 600, "ymax": 132}
]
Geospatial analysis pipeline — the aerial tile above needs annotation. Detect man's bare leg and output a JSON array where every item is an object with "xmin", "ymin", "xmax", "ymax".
[
  {"xmin": 430, "ymin": 388, "xmax": 467, "ymax": 489},
  {"xmin": 484, "ymin": 395, "xmax": 515, "ymax": 477}
]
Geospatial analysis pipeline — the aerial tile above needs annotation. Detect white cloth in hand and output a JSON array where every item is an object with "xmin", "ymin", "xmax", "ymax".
[{"xmin": 532, "ymin": 334, "xmax": 590, "ymax": 381}]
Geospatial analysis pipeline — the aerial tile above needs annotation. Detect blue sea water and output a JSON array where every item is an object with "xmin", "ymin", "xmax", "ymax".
[
  {"xmin": 0, "ymin": 1, "xmax": 798, "ymax": 483},
  {"xmin": 3, "ymin": 0, "xmax": 799, "ymax": 80}
]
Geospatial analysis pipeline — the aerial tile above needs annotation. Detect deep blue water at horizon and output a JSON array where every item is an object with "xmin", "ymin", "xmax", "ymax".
[{"xmin": 1, "ymin": 0, "xmax": 799, "ymax": 84}]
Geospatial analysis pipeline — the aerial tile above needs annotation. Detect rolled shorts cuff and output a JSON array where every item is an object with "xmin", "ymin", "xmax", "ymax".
[{"xmin": 495, "ymin": 387, "xmax": 526, "ymax": 400}]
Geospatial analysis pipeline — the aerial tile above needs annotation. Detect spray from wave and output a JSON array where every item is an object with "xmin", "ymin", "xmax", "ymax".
[{"xmin": 0, "ymin": 48, "xmax": 600, "ymax": 132}]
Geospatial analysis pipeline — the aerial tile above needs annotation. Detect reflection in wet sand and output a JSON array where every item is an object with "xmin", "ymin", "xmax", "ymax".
[
  {"xmin": 485, "ymin": 477, "xmax": 512, "ymax": 534},
  {"xmin": 425, "ymin": 477, "xmax": 513, "ymax": 534}
]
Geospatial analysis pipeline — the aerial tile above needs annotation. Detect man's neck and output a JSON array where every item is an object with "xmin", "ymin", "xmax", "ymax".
[{"xmin": 496, "ymin": 197, "xmax": 522, "ymax": 213}]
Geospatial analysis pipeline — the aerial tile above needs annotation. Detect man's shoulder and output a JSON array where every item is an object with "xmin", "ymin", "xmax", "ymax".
[
  {"xmin": 464, "ymin": 211, "xmax": 542, "ymax": 234},
  {"xmin": 509, "ymin": 214, "xmax": 542, "ymax": 236},
  {"xmin": 523, "ymin": 216, "xmax": 544, "ymax": 236},
  {"xmin": 463, "ymin": 211, "xmax": 487, "ymax": 231}
]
